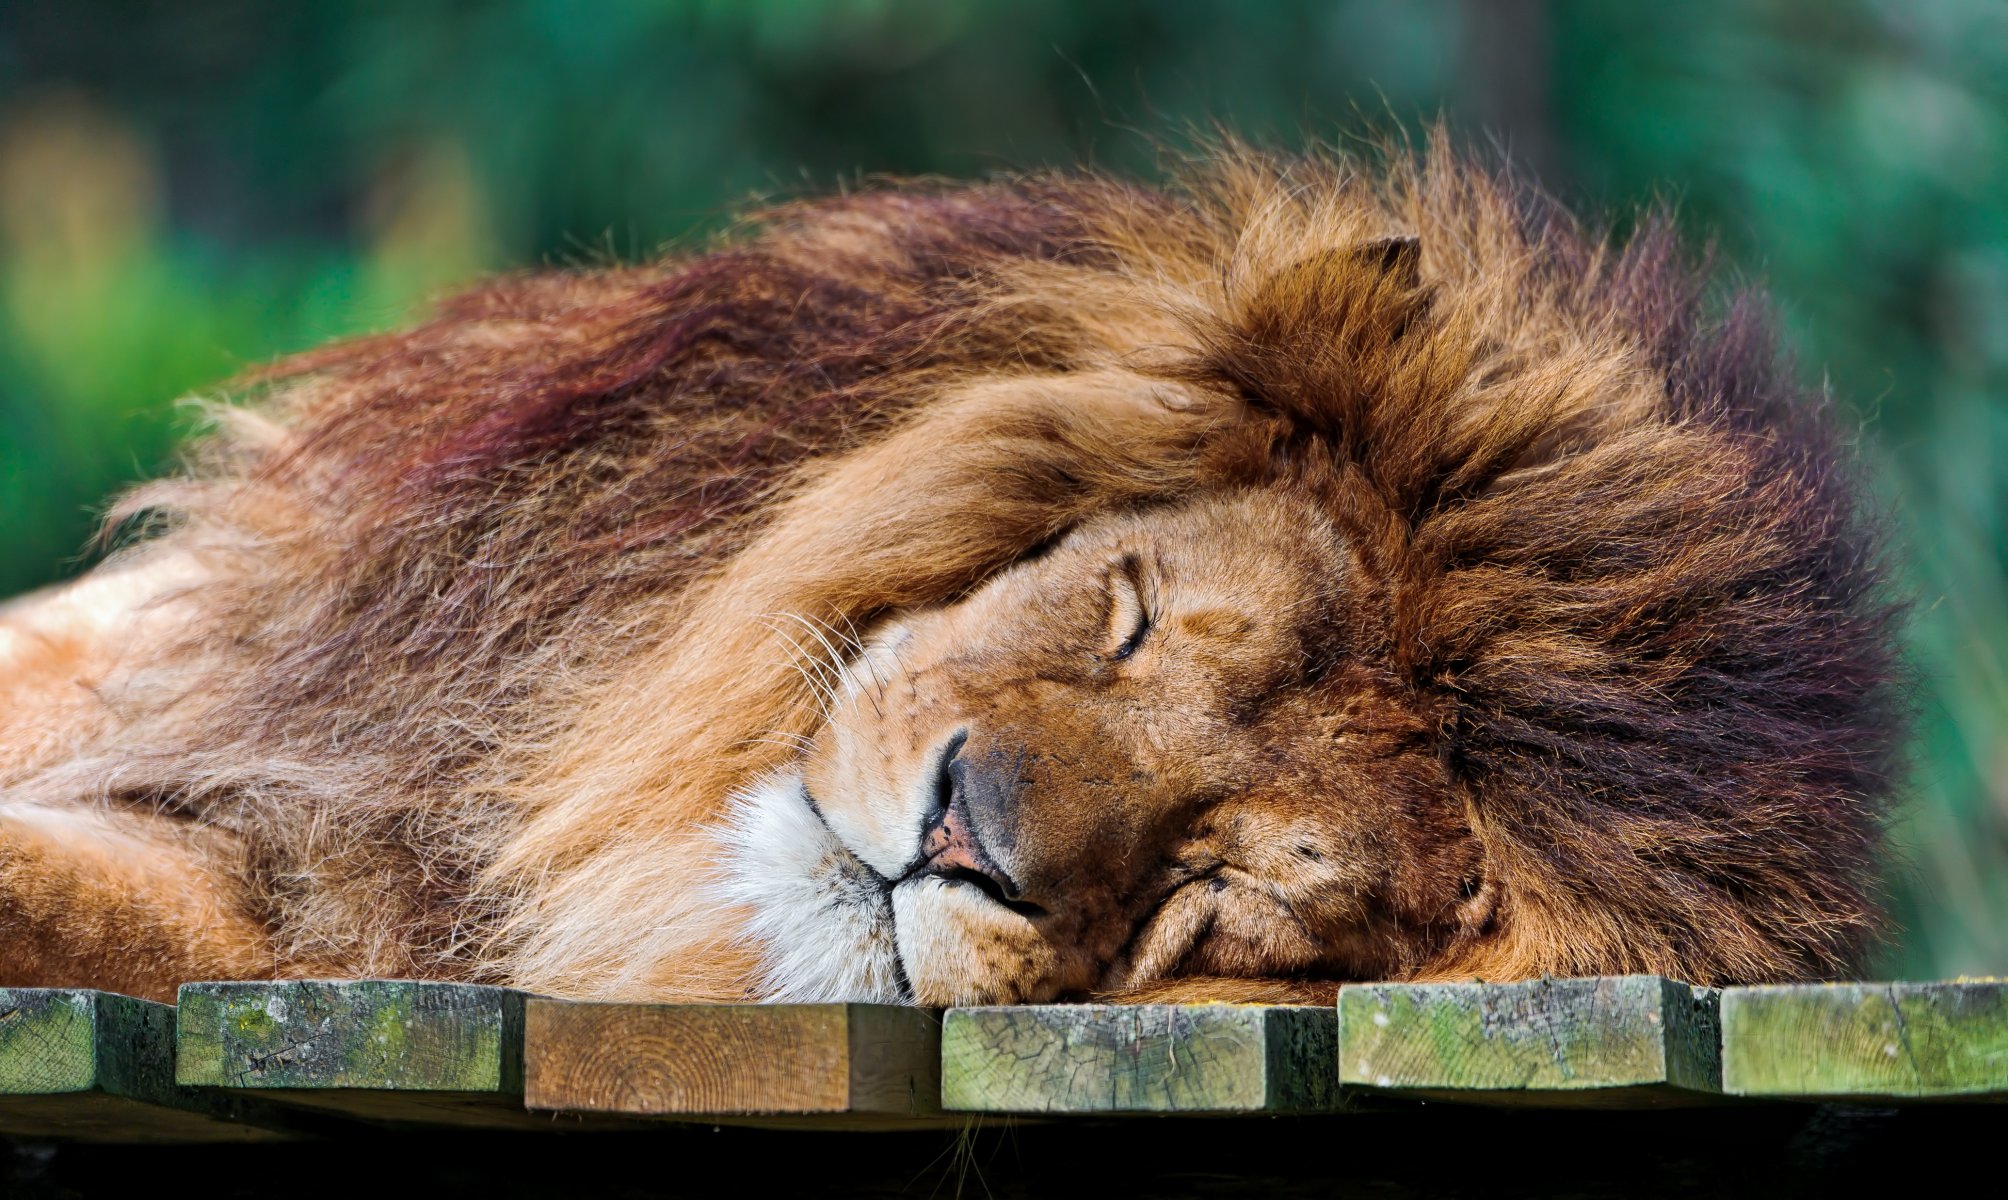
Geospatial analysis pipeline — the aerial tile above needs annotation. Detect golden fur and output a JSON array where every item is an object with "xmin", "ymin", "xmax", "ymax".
[{"xmin": 0, "ymin": 139, "xmax": 1901, "ymax": 1003}]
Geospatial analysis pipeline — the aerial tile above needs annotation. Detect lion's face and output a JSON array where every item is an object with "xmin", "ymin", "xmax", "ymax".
[{"xmin": 723, "ymin": 488, "xmax": 1489, "ymax": 1004}]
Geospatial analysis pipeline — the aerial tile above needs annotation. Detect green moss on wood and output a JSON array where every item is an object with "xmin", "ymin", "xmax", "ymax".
[
  {"xmin": 1, "ymin": 988, "xmax": 286, "ymax": 1141},
  {"xmin": 1337, "ymin": 976, "xmax": 1720, "ymax": 1105},
  {"xmin": 1721, "ymin": 981, "xmax": 2008, "ymax": 1099},
  {"xmin": 0, "ymin": 988, "xmax": 183, "ymax": 1102},
  {"xmin": 0, "ymin": 989, "xmax": 99, "ymax": 1095},
  {"xmin": 175, "ymin": 980, "xmax": 523, "ymax": 1093},
  {"xmin": 941, "ymin": 1004, "xmax": 1337, "ymax": 1114}
]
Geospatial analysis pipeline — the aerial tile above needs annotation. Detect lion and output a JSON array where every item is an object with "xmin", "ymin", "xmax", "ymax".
[{"xmin": 0, "ymin": 141, "xmax": 1903, "ymax": 1007}]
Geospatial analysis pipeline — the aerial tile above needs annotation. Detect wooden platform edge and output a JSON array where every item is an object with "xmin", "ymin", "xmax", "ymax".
[
  {"xmin": 523, "ymin": 1000, "xmax": 945, "ymax": 1125},
  {"xmin": 940, "ymin": 1003, "xmax": 1340, "ymax": 1114},
  {"xmin": 1335, "ymin": 975, "xmax": 1723, "ymax": 1107},
  {"xmin": 1721, "ymin": 980, "xmax": 2008, "ymax": 1101},
  {"xmin": 174, "ymin": 979, "xmax": 524, "ymax": 1092},
  {"xmin": 0, "ymin": 988, "xmax": 294, "ymax": 1142},
  {"xmin": 170, "ymin": 979, "xmax": 549, "ymax": 1130},
  {"xmin": 18, "ymin": 975, "xmax": 2008, "ymax": 1139}
]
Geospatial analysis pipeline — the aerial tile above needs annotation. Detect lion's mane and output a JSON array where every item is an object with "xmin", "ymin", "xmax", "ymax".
[{"xmin": 32, "ymin": 138, "xmax": 1902, "ymax": 996}]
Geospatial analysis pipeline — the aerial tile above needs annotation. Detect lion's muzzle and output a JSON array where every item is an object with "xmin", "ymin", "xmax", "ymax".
[{"xmin": 907, "ymin": 730, "xmax": 1040, "ymax": 915}]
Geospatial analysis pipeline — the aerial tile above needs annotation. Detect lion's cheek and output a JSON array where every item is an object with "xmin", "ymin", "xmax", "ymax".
[
  {"xmin": 891, "ymin": 879, "xmax": 1062, "ymax": 1006},
  {"xmin": 714, "ymin": 771, "xmax": 904, "ymax": 1003}
]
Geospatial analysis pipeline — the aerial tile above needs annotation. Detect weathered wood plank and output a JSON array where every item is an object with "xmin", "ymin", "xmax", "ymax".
[
  {"xmin": 941, "ymin": 1004, "xmax": 1338, "ymax": 1114},
  {"xmin": 1721, "ymin": 981, "xmax": 2008, "ymax": 1101},
  {"xmin": 174, "ymin": 980, "xmax": 546, "ymax": 1128},
  {"xmin": 523, "ymin": 1001, "xmax": 943, "ymax": 1127},
  {"xmin": 1337, "ymin": 976, "xmax": 1721, "ymax": 1107},
  {"xmin": 0, "ymin": 988, "xmax": 287, "ymax": 1141}
]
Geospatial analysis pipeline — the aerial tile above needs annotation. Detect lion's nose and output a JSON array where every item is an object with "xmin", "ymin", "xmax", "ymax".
[{"xmin": 909, "ymin": 732, "xmax": 1032, "ymax": 909}]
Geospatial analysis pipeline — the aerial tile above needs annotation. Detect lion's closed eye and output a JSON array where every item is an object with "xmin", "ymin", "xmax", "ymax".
[{"xmin": 1099, "ymin": 555, "xmax": 1153, "ymax": 662}]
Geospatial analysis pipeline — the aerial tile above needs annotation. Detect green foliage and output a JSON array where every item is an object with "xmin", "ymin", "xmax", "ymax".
[{"xmin": 1, "ymin": 0, "xmax": 2002, "ymax": 977}]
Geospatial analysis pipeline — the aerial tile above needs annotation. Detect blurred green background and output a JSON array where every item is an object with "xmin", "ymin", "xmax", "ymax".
[{"xmin": 1, "ymin": 0, "xmax": 2002, "ymax": 978}]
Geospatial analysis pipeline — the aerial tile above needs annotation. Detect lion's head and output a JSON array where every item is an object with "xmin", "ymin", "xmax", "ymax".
[{"xmin": 727, "ymin": 488, "xmax": 1484, "ymax": 1005}]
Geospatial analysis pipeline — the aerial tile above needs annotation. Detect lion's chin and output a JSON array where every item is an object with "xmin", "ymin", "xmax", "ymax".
[
  {"xmin": 891, "ymin": 876, "xmax": 1060, "ymax": 1006},
  {"xmin": 716, "ymin": 771, "xmax": 905, "ymax": 1003},
  {"xmin": 718, "ymin": 770, "xmax": 1061, "ymax": 1005}
]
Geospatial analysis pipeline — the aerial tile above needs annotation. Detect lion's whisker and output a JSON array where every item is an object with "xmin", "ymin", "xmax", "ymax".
[
  {"xmin": 761, "ymin": 615, "xmax": 842, "ymax": 722},
  {"xmin": 835, "ymin": 612, "xmax": 893, "ymax": 708},
  {"xmin": 786, "ymin": 611, "xmax": 883, "ymax": 722}
]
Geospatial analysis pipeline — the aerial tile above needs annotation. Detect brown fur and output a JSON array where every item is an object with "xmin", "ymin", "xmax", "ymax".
[
  {"xmin": 0, "ymin": 138, "xmax": 1902, "ymax": 1003},
  {"xmin": 0, "ymin": 804, "xmax": 275, "ymax": 996}
]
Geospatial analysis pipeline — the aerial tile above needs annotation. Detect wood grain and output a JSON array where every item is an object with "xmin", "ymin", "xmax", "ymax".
[
  {"xmin": 1721, "ymin": 981, "xmax": 2008, "ymax": 1100},
  {"xmin": 941, "ymin": 1004, "xmax": 1338, "ymax": 1114},
  {"xmin": 0, "ymin": 987, "xmax": 285, "ymax": 1141},
  {"xmin": 523, "ymin": 1001, "xmax": 943, "ymax": 1125},
  {"xmin": 1337, "ymin": 976, "xmax": 1721, "ymax": 1107}
]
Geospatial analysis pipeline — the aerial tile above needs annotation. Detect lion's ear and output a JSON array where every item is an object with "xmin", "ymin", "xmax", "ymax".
[
  {"xmin": 1352, "ymin": 233, "xmax": 1421, "ymax": 290},
  {"xmin": 1254, "ymin": 232, "xmax": 1424, "ymax": 308},
  {"xmin": 1454, "ymin": 871, "xmax": 1502, "ymax": 940}
]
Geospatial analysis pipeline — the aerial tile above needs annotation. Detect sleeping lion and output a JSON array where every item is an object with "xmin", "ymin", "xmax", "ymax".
[{"xmin": 0, "ymin": 143, "xmax": 1902, "ymax": 1007}]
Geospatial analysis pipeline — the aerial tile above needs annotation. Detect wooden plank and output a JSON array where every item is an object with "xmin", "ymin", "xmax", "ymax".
[
  {"xmin": 1337, "ymin": 976, "xmax": 1721, "ymax": 1107},
  {"xmin": 1721, "ymin": 981, "xmax": 2008, "ymax": 1101},
  {"xmin": 523, "ymin": 1001, "xmax": 943, "ymax": 1127},
  {"xmin": 0, "ymin": 988, "xmax": 287, "ymax": 1142},
  {"xmin": 941, "ymin": 1004, "xmax": 1338, "ymax": 1114},
  {"xmin": 174, "ymin": 979, "xmax": 551, "ymax": 1128}
]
